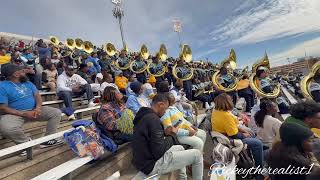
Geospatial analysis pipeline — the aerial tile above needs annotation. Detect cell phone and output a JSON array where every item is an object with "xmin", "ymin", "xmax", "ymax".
[{"xmin": 174, "ymin": 120, "xmax": 183, "ymax": 128}]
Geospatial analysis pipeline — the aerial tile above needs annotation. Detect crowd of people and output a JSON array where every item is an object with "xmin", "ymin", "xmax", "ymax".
[{"xmin": 0, "ymin": 37, "xmax": 320, "ymax": 180}]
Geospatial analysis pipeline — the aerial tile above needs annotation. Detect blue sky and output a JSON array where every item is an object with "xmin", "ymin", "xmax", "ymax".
[{"xmin": 1, "ymin": 0, "xmax": 320, "ymax": 68}]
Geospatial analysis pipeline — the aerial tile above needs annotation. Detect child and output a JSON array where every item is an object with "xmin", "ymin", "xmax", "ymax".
[
  {"xmin": 160, "ymin": 93, "xmax": 207, "ymax": 151},
  {"xmin": 42, "ymin": 63, "xmax": 58, "ymax": 91}
]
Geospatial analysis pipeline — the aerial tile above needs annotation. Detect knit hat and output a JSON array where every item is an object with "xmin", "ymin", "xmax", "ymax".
[
  {"xmin": 280, "ymin": 123, "xmax": 313, "ymax": 146},
  {"xmin": 148, "ymin": 75, "xmax": 156, "ymax": 83},
  {"xmin": 130, "ymin": 81, "xmax": 142, "ymax": 94}
]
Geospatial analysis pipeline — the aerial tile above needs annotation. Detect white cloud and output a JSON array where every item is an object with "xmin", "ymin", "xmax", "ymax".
[
  {"xmin": 210, "ymin": 0, "xmax": 320, "ymax": 45},
  {"xmin": 269, "ymin": 37, "xmax": 320, "ymax": 66}
]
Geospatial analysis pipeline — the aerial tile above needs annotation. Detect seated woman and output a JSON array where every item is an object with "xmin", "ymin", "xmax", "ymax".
[
  {"xmin": 254, "ymin": 100, "xmax": 282, "ymax": 148},
  {"xmin": 268, "ymin": 123, "xmax": 320, "ymax": 180},
  {"xmin": 211, "ymin": 93, "xmax": 264, "ymax": 171},
  {"xmin": 97, "ymin": 86, "xmax": 134, "ymax": 144},
  {"xmin": 126, "ymin": 81, "xmax": 143, "ymax": 114},
  {"xmin": 138, "ymin": 83, "xmax": 155, "ymax": 108},
  {"xmin": 170, "ymin": 79, "xmax": 194, "ymax": 119},
  {"xmin": 161, "ymin": 93, "xmax": 206, "ymax": 151},
  {"xmin": 42, "ymin": 63, "xmax": 58, "ymax": 92}
]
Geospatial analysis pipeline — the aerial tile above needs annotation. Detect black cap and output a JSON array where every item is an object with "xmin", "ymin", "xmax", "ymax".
[{"xmin": 1, "ymin": 64, "xmax": 24, "ymax": 78}]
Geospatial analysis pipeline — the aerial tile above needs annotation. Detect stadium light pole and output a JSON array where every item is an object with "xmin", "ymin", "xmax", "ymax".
[{"xmin": 111, "ymin": 0, "xmax": 126, "ymax": 49}]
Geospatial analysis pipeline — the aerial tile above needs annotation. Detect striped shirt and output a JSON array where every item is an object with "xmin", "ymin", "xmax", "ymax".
[{"xmin": 160, "ymin": 106, "xmax": 193, "ymax": 136}]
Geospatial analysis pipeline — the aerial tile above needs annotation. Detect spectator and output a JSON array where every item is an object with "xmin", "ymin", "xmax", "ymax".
[
  {"xmin": 42, "ymin": 63, "xmax": 58, "ymax": 92},
  {"xmin": 125, "ymin": 74, "xmax": 136, "ymax": 96},
  {"xmin": 77, "ymin": 63, "xmax": 93, "ymax": 83},
  {"xmin": 0, "ymin": 64, "xmax": 61, "ymax": 147},
  {"xmin": 170, "ymin": 79, "xmax": 193, "ymax": 119},
  {"xmin": 132, "ymin": 93, "xmax": 203, "ymax": 179},
  {"xmin": 138, "ymin": 83, "xmax": 155, "ymax": 107},
  {"xmin": 97, "ymin": 86, "xmax": 134, "ymax": 142},
  {"xmin": 268, "ymin": 123, "xmax": 319, "ymax": 180},
  {"xmin": 157, "ymin": 80, "xmax": 170, "ymax": 93},
  {"xmin": 115, "ymin": 71, "xmax": 128, "ymax": 94},
  {"xmin": 126, "ymin": 81, "xmax": 143, "ymax": 114},
  {"xmin": 284, "ymin": 101, "xmax": 320, "ymax": 160},
  {"xmin": 83, "ymin": 53, "xmax": 101, "ymax": 73},
  {"xmin": 211, "ymin": 93, "xmax": 264, "ymax": 172},
  {"xmin": 0, "ymin": 46, "xmax": 11, "ymax": 65},
  {"xmin": 100, "ymin": 72, "xmax": 119, "ymax": 93},
  {"xmin": 161, "ymin": 93, "xmax": 206, "ymax": 151},
  {"xmin": 254, "ymin": 99, "xmax": 282, "ymax": 148},
  {"xmin": 57, "ymin": 65, "xmax": 96, "ymax": 119},
  {"xmin": 95, "ymin": 68, "xmax": 109, "ymax": 84}
]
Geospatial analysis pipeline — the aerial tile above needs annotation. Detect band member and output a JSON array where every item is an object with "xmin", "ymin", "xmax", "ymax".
[
  {"xmin": 192, "ymin": 78, "xmax": 212, "ymax": 110},
  {"xmin": 151, "ymin": 55, "xmax": 166, "ymax": 89},
  {"xmin": 256, "ymin": 66, "xmax": 274, "ymax": 94},
  {"xmin": 134, "ymin": 55, "xmax": 147, "ymax": 84},
  {"xmin": 310, "ymin": 69, "xmax": 320, "ymax": 103},
  {"xmin": 219, "ymin": 66, "xmax": 237, "ymax": 105},
  {"xmin": 117, "ymin": 49, "xmax": 131, "ymax": 77},
  {"xmin": 237, "ymin": 74, "xmax": 254, "ymax": 112}
]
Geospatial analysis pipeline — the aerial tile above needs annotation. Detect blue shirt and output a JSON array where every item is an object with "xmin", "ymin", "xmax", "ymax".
[
  {"xmin": 0, "ymin": 81, "xmax": 38, "ymax": 111},
  {"xmin": 85, "ymin": 57, "xmax": 101, "ymax": 73},
  {"xmin": 125, "ymin": 94, "xmax": 141, "ymax": 114}
]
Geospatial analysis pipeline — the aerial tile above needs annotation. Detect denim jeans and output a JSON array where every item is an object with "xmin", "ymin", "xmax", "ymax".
[
  {"xmin": 58, "ymin": 84, "xmax": 94, "ymax": 108},
  {"xmin": 242, "ymin": 138, "xmax": 264, "ymax": 168},
  {"xmin": 149, "ymin": 145, "xmax": 203, "ymax": 180},
  {"xmin": 177, "ymin": 129, "xmax": 207, "ymax": 152}
]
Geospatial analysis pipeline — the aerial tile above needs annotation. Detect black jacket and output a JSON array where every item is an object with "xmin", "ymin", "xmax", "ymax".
[{"xmin": 132, "ymin": 107, "xmax": 175, "ymax": 175}]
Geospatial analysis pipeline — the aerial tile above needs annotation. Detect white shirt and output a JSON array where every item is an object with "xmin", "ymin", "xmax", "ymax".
[
  {"xmin": 95, "ymin": 73, "xmax": 103, "ymax": 83},
  {"xmin": 57, "ymin": 71, "xmax": 87, "ymax": 93},
  {"xmin": 100, "ymin": 82, "xmax": 119, "ymax": 93},
  {"xmin": 256, "ymin": 115, "xmax": 282, "ymax": 148}
]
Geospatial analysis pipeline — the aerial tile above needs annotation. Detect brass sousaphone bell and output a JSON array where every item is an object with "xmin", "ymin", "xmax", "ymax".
[
  {"xmin": 300, "ymin": 61, "xmax": 320, "ymax": 101},
  {"xmin": 83, "ymin": 41, "xmax": 94, "ymax": 54},
  {"xmin": 147, "ymin": 44, "xmax": 167, "ymax": 77},
  {"xmin": 249, "ymin": 53, "xmax": 281, "ymax": 98},
  {"xmin": 172, "ymin": 44, "xmax": 194, "ymax": 81},
  {"xmin": 212, "ymin": 49, "xmax": 238, "ymax": 92},
  {"xmin": 105, "ymin": 43, "xmax": 117, "ymax": 56},
  {"xmin": 116, "ymin": 44, "xmax": 131, "ymax": 70},
  {"xmin": 129, "ymin": 44, "xmax": 149, "ymax": 74}
]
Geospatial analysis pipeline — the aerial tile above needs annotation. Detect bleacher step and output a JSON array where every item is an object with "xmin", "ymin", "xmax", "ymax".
[{"xmin": 0, "ymin": 144, "xmax": 74, "ymax": 180}]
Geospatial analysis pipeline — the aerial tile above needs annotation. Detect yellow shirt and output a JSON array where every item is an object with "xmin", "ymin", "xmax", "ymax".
[
  {"xmin": 211, "ymin": 110, "xmax": 239, "ymax": 136},
  {"xmin": 0, "ymin": 55, "xmax": 11, "ymax": 64},
  {"xmin": 115, "ymin": 76, "xmax": 128, "ymax": 90}
]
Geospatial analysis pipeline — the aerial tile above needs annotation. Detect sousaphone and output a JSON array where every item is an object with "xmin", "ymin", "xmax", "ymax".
[
  {"xmin": 70, "ymin": 38, "xmax": 84, "ymax": 60},
  {"xmin": 129, "ymin": 44, "xmax": 149, "ymax": 74},
  {"xmin": 249, "ymin": 53, "xmax": 281, "ymax": 98},
  {"xmin": 116, "ymin": 44, "xmax": 131, "ymax": 70},
  {"xmin": 172, "ymin": 44, "xmax": 194, "ymax": 81},
  {"xmin": 147, "ymin": 44, "xmax": 167, "ymax": 77},
  {"xmin": 212, "ymin": 49, "xmax": 238, "ymax": 92},
  {"xmin": 83, "ymin": 41, "xmax": 94, "ymax": 54},
  {"xmin": 300, "ymin": 61, "xmax": 320, "ymax": 101}
]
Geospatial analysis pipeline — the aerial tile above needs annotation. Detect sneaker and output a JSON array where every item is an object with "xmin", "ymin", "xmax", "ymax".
[
  {"xmin": 88, "ymin": 101, "xmax": 97, "ymax": 107},
  {"xmin": 19, "ymin": 150, "xmax": 27, "ymax": 157},
  {"xmin": 68, "ymin": 114, "xmax": 76, "ymax": 121},
  {"xmin": 40, "ymin": 139, "xmax": 63, "ymax": 148}
]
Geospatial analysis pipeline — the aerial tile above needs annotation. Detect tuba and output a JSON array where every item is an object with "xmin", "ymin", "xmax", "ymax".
[
  {"xmin": 147, "ymin": 44, "xmax": 167, "ymax": 77},
  {"xmin": 83, "ymin": 41, "xmax": 94, "ymax": 54},
  {"xmin": 70, "ymin": 38, "xmax": 84, "ymax": 61},
  {"xmin": 212, "ymin": 49, "xmax": 238, "ymax": 92},
  {"xmin": 115, "ymin": 44, "xmax": 131, "ymax": 70},
  {"xmin": 249, "ymin": 53, "xmax": 281, "ymax": 98},
  {"xmin": 172, "ymin": 44, "xmax": 194, "ymax": 81},
  {"xmin": 105, "ymin": 42, "xmax": 117, "ymax": 56},
  {"xmin": 129, "ymin": 44, "xmax": 149, "ymax": 74},
  {"xmin": 300, "ymin": 61, "xmax": 320, "ymax": 101},
  {"xmin": 49, "ymin": 36, "xmax": 61, "ymax": 57}
]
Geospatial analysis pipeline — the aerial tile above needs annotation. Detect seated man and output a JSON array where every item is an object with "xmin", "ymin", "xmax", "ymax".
[
  {"xmin": 0, "ymin": 64, "xmax": 62, "ymax": 147},
  {"xmin": 132, "ymin": 93, "xmax": 203, "ymax": 179},
  {"xmin": 57, "ymin": 65, "xmax": 96, "ymax": 119}
]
